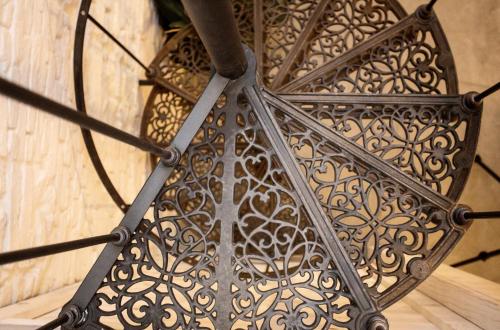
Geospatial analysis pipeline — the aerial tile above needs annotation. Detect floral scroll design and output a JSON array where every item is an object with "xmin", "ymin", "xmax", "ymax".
[
  {"xmin": 273, "ymin": 107, "xmax": 452, "ymax": 299},
  {"xmin": 142, "ymin": 88, "xmax": 192, "ymax": 147},
  {"xmin": 154, "ymin": 0, "xmax": 254, "ymax": 98},
  {"xmin": 291, "ymin": 100, "xmax": 472, "ymax": 197},
  {"xmin": 234, "ymin": 0, "xmax": 255, "ymax": 48},
  {"xmin": 288, "ymin": 0, "xmax": 405, "ymax": 81},
  {"xmin": 158, "ymin": 30, "xmax": 211, "ymax": 98},
  {"xmin": 300, "ymin": 22, "xmax": 456, "ymax": 94},
  {"xmin": 84, "ymin": 111, "xmax": 224, "ymax": 329},
  {"xmin": 262, "ymin": 0, "xmax": 318, "ymax": 86},
  {"xmin": 230, "ymin": 104, "xmax": 359, "ymax": 329}
]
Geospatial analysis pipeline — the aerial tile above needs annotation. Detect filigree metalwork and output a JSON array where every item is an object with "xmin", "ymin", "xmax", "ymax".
[
  {"xmin": 141, "ymin": 87, "xmax": 193, "ymax": 147},
  {"xmin": 152, "ymin": 27, "xmax": 211, "ymax": 98},
  {"xmin": 84, "ymin": 109, "xmax": 223, "ymax": 329},
  {"xmin": 234, "ymin": 0, "xmax": 255, "ymax": 47},
  {"xmin": 80, "ymin": 61, "xmax": 367, "ymax": 328},
  {"xmin": 281, "ymin": 94, "xmax": 482, "ymax": 200},
  {"xmin": 73, "ymin": 0, "xmax": 483, "ymax": 327},
  {"xmin": 266, "ymin": 95, "xmax": 469, "ymax": 308},
  {"xmin": 287, "ymin": 0, "xmax": 406, "ymax": 82},
  {"xmin": 289, "ymin": 13, "xmax": 458, "ymax": 94},
  {"xmin": 231, "ymin": 98, "xmax": 360, "ymax": 329},
  {"xmin": 260, "ymin": 0, "xmax": 319, "ymax": 86}
]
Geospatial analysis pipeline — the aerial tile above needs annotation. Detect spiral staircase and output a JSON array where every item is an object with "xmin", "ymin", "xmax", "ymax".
[{"xmin": 1, "ymin": 0, "xmax": 499, "ymax": 329}]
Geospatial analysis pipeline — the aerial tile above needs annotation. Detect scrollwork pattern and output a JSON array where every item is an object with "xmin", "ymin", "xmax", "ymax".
[
  {"xmin": 84, "ymin": 111, "xmax": 224, "ymax": 329},
  {"xmin": 272, "ymin": 106, "xmax": 453, "ymax": 299},
  {"xmin": 289, "ymin": 99, "xmax": 473, "ymax": 197},
  {"xmin": 234, "ymin": 0, "xmax": 255, "ymax": 47},
  {"xmin": 157, "ymin": 31, "xmax": 211, "ymax": 98},
  {"xmin": 84, "ymin": 98, "xmax": 362, "ymax": 328},
  {"xmin": 299, "ymin": 23, "xmax": 456, "ymax": 94},
  {"xmin": 141, "ymin": 88, "xmax": 192, "ymax": 147},
  {"xmin": 262, "ymin": 0, "xmax": 319, "ymax": 86},
  {"xmin": 288, "ymin": 0, "xmax": 405, "ymax": 81},
  {"xmin": 231, "ymin": 102, "xmax": 359, "ymax": 329}
]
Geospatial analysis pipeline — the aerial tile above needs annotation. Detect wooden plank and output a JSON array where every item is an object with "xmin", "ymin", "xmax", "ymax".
[
  {"xmin": 418, "ymin": 264, "xmax": 500, "ymax": 329},
  {"xmin": 34, "ymin": 308, "xmax": 61, "ymax": 321},
  {"xmin": 384, "ymin": 300, "xmax": 439, "ymax": 330},
  {"xmin": 404, "ymin": 290, "xmax": 481, "ymax": 329},
  {"xmin": 0, "ymin": 283, "xmax": 79, "ymax": 319},
  {"xmin": 1, "ymin": 264, "xmax": 499, "ymax": 329}
]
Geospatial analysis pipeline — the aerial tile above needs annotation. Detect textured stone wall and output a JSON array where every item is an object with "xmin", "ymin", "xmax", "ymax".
[{"xmin": 0, "ymin": 0, "xmax": 160, "ymax": 306}]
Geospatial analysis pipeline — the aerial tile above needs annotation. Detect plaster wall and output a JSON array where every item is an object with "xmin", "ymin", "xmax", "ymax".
[{"xmin": 0, "ymin": 0, "xmax": 161, "ymax": 306}]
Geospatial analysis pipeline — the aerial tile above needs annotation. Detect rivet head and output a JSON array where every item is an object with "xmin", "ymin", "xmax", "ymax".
[
  {"xmin": 409, "ymin": 259, "xmax": 430, "ymax": 280},
  {"xmin": 415, "ymin": 5, "xmax": 434, "ymax": 22},
  {"xmin": 161, "ymin": 147, "xmax": 181, "ymax": 167},
  {"xmin": 367, "ymin": 314, "xmax": 389, "ymax": 330},
  {"xmin": 451, "ymin": 205, "xmax": 473, "ymax": 226},
  {"xmin": 146, "ymin": 67, "xmax": 157, "ymax": 78},
  {"xmin": 112, "ymin": 226, "xmax": 132, "ymax": 246},
  {"xmin": 61, "ymin": 304, "xmax": 84, "ymax": 327}
]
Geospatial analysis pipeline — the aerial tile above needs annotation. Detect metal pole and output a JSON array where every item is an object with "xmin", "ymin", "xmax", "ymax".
[
  {"xmin": 87, "ymin": 14, "xmax": 150, "ymax": 72},
  {"xmin": 37, "ymin": 314, "xmax": 69, "ymax": 330},
  {"xmin": 181, "ymin": 0, "xmax": 247, "ymax": 79},
  {"xmin": 0, "ymin": 233, "xmax": 120, "ymax": 266},
  {"xmin": 474, "ymin": 82, "xmax": 500, "ymax": 103},
  {"xmin": 426, "ymin": 0, "xmax": 438, "ymax": 11},
  {"xmin": 452, "ymin": 249, "xmax": 500, "ymax": 268},
  {"xmin": 475, "ymin": 155, "xmax": 500, "ymax": 182},
  {"xmin": 0, "ymin": 77, "xmax": 174, "ymax": 160},
  {"xmin": 463, "ymin": 211, "xmax": 500, "ymax": 220}
]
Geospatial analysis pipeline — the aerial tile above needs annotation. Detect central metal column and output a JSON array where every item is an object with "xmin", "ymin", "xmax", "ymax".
[{"xmin": 181, "ymin": 0, "xmax": 248, "ymax": 79}]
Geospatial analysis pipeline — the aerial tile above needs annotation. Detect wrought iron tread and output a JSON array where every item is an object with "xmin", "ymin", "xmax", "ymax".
[
  {"xmin": 140, "ymin": 0, "xmax": 412, "ymax": 156},
  {"xmin": 271, "ymin": 0, "xmax": 407, "ymax": 89},
  {"xmin": 262, "ymin": 91, "xmax": 470, "ymax": 308},
  {"xmin": 76, "ymin": 51, "xmax": 378, "ymax": 330},
  {"xmin": 276, "ymin": 93, "xmax": 482, "ymax": 200},
  {"xmin": 278, "ymin": 6, "xmax": 458, "ymax": 95}
]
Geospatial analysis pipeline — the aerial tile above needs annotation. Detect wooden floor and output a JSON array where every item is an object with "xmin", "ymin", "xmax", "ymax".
[{"xmin": 0, "ymin": 265, "xmax": 498, "ymax": 329}]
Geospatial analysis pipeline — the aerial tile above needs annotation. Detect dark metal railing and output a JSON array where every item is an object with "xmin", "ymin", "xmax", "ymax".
[
  {"xmin": 474, "ymin": 82, "xmax": 500, "ymax": 103},
  {"xmin": 425, "ymin": 0, "xmax": 438, "ymax": 11},
  {"xmin": 37, "ymin": 314, "xmax": 69, "ymax": 330},
  {"xmin": 452, "ymin": 249, "xmax": 500, "ymax": 268},
  {"xmin": 0, "ymin": 77, "xmax": 174, "ymax": 161},
  {"xmin": 464, "ymin": 211, "xmax": 500, "ymax": 220},
  {"xmin": 475, "ymin": 155, "xmax": 500, "ymax": 182},
  {"xmin": 0, "ymin": 232, "xmax": 124, "ymax": 266}
]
